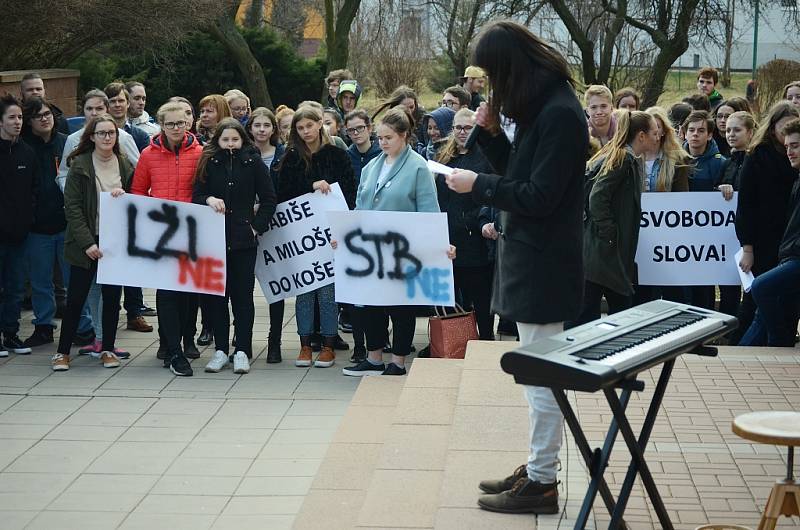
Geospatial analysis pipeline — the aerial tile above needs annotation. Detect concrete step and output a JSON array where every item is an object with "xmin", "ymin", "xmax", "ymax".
[{"xmin": 294, "ymin": 358, "xmax": 465, "ymax": 530}]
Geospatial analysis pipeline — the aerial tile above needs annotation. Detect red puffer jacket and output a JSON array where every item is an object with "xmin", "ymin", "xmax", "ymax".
[{"xmin": 131, "ymin": 133, "xmax": 203, "ymax": 202}]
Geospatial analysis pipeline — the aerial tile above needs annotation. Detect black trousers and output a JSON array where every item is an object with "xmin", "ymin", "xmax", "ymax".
[
  {"xmin": 157, "ymin": 289, "xmax": 193, "ymax": 356},
  {"xmin": 210, "ymin": 248, "xmax": 256, "ymax": 357},
  {"xmin": 57, "ymin": 262, "xmax": 122, "ymax": 355},
  {"xmin": 269, "ymin": 299, "xmax": 284, "ymax": 338},
  {"xmin": 453, "ymin": 264, "xmax": 494, "ymax": 340},
  {"xmin": 572, "ymin": 280, "xmax": 632, "ymax": 327},
  {"xmin": 361, "ymin": 305, "xmax": 417, "ymax": 356},
  {"xmin": 158, "ymin": 293, "xmax": 197, "ymax": 348}
]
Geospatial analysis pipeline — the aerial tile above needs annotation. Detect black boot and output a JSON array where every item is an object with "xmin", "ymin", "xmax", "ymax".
[
  {"xmin": 23, "ymin": 325, "xmax": 54, "ymax": 348},
  {"xmin": 197, "ymin": 327, "xmax": 213, "ymax": 346},
  {"xmin": 477, "ymin": 478, "xmax": 559, "ymax": 514},
  {"xmin": 266, "ymin": 334, "xmax": 282, "ymax": 364}
]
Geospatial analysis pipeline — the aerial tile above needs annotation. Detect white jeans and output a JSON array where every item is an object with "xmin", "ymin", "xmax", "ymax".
[{"xmin": 517, "ymin": 321, "xmax": 565, "ymax": 484}]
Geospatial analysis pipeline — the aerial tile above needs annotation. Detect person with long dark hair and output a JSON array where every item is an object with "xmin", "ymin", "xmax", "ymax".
[
  {"xmin": 51, "ymin": 115, "xmax": 131, "ymax": 371},
  {"xmin": 193, "ymin": 118, "xmax": 276, "ymax": 374},
  {"xmin": 445, "ymin": 21, "xmax": 588, "ymax": 515},
  {"xmin": 435, "ymin": 108, "xmax": 494, "ymax": 339},
  {"xmin": 736, "ymin": 101, "xmax": 800, "ymax": 345}
]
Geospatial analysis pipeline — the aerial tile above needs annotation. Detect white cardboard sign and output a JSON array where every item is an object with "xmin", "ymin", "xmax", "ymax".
[
  {"xmin": 255, "ymin": 184, "xmax": 349, "ymax": 303},
  {"xmin": 635, "ymin": 192, "xmax": 740, "ymax": 286},
  {"xmin": 97, "ymin": 192, "xmax": 227, "ymax": 295},
  {"xmin": 327, "ymin": 210, "xmax": 455, "ymax": 306}
]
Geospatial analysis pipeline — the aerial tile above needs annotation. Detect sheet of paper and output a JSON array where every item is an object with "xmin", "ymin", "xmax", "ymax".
[
  {"xmin": 734, "ymin": 247, "xmax": 755, "ymax": 292},
  {"xmin": 427, "ymin": 159, "xmax": 454, "ymax": 176}
]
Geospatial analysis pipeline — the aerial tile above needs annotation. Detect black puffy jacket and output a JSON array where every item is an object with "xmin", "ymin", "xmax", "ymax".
[
  {"xmin": 276, "ymin": 143, "xmax": 356, "ymax": 208},
  {"xmin": 23, "ymin": 131, "xmax": 67, "ymax": 235},
  {"xmin": 193, "ymin": 145, "xmax": 276, "ymax": 251}
]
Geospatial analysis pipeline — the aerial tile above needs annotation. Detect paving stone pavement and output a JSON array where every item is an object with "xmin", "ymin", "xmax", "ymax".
[
  {"xmin": 0, "ymin": 292, "xmax": 433, "ymax": 530},
  {"xmin": 3, "ymin": 290, "xmax": 800, "ymax": 529}
]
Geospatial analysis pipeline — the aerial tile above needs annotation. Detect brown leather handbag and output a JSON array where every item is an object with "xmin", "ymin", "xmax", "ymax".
[{"xmin": 429, "ymin": 305, "xmax": 479, "ymax": 359}]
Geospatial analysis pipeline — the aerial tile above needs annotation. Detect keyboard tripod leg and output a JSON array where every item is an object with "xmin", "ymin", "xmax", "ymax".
[
  {"xmin": 608, "ymin": 360, "xmax": 676, "ymax": 529},
  {"xmin": 551, "ymin": 388, "xmax": 628, "ymax": 530},
  {"xmin": 604, "ymin": 363, "xmax": 675, "ymax": 530}
]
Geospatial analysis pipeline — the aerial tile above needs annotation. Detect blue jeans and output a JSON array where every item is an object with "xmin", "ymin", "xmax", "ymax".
[
  {"xmin": 295, "ymin": 284, "xmax": 337, "ymax": 337},
  {"xmin": 739, "ymin": 258, "xmax": 800, "ymax": 347},
  {"xmin": 24, "ymin": 232, "xmax": 92, "ymax": 332},
  {"xmin": 0, "ymin": 242, "xmax": 26, "ymax": 335}
]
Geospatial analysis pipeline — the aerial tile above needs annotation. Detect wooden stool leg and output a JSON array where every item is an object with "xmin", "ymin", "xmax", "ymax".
[{"xmin": 757, "ymin": 481, "xmax": 800, "ymax": 530}]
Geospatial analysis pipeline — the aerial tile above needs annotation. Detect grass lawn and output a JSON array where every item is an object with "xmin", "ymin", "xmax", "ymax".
[{"xmin": 357, "ymin": 70, "xmax": 753, "ymax": 115}]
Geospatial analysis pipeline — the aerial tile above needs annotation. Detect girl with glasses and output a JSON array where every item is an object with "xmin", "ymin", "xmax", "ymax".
[
  {"xmin": 52, "ymin": 114, "xmax": 131, "ymax": 372},
  {"xmin": 434, "ymin": 108, "xmax": 495, "ymax": 340}
]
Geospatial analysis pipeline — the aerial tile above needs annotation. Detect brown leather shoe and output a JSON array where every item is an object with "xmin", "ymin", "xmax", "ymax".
[
  {"xmin": 479, "ymin": 464, "xmax": 527, "ymax": 494},
  {"xmin": 315, "ymin": 346, "xmax": 335, "ymax": 368},
  {"xmin": 295, "ymin": 346, "xmax": 313, "ymax": 367},
  {"xmin": 478, "ymin": 478, "xmax": 559, "ymax": 514},
  {"xmin": 127, "ymin": 316, "xmax": 153, "ymax": 332}
]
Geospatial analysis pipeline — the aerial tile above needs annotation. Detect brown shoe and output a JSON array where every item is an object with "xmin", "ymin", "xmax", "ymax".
[
  {"xmin": 127, "ymin": 316, "xmax": 153, "ymax": 332},
  {"xmin": 51, "ymin": 353, "xmax": 70, "ymax": 372},
  {"xmin": 479, "ymin": 464, "xmax": 527, "ymax": 494},
  {"xmin": 477, "ymin": 478, "xmax": 559, "ymax": 514},
  {"xmin": 315, "ymin": 346, "xmax": 335, "ymax": 368},
  {"xmin": 100, "ymin": 351, "xmax": 121, "ymax": 368},
  {"xmin": 295, "ymin": 346, "xmax": 313, "ymax": 367}
]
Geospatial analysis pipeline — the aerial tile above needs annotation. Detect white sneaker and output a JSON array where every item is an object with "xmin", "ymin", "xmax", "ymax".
[
  {"xmin": 0, "ymin": 349, "xmax": 8, "ymax": 358},
  {"xmin": 205, "ymin": 350, "xmax": 229, "ymax": 373},
  {"xmin": 233, "ymin": 351, "xmax": 250, "ymax": 374}
]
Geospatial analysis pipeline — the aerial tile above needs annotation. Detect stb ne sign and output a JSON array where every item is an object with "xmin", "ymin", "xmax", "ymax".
[{"xmin": 97, "ymin": 193, "xmax": 227, "ymax": 295}]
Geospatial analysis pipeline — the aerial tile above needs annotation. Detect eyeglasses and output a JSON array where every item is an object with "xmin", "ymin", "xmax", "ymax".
[
  {"xmin": 345, "ymin": 125, "xmax": 367, "ymax": 135},
  {"xmin": 34, "ymin": 111, "xmax": 53, "ymax": 121},
  {"xmin": 231, "ymin": 107, "xmax": 248, "ymax": 114},
  {"xmin": 453, "ymin": 125, "xmax": 474, "ymax": 133},
  {"xmin": 93, "ymin": 130, "xmax": 116, "ymax": 139},
  {"xmin": 441, "ymin": 99, "xmax": 458, "ymax": 107},
  {"xmin": 163, "ymin": 121, "xmax": 188, "ymax": 130}
]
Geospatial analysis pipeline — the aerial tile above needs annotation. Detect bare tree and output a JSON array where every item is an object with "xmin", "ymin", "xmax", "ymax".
[
  {"xmin": 426, "ymin": 0, "xmax": 546, "ymax": 81},
  {"xmin": 0, "ymin": 0, "xmax": 224, "ymax": 70},
  {"xmin": 324, "ymin": 0, "xmax": 362, "ymax": 70},
  {"xmin": 206, "ymin": 1, "xmax": 273, "ymax": 108}
]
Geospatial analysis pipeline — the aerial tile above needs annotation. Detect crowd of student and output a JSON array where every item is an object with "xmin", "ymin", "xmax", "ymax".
[
  {"xmin": 1, "ymin": 65, "xmax": 799, "ymax": 380},
  {"xmin": 581, "ymin": 67, "xmax": 800, "ymax": 348},
  {"xmin": 0, "ymin": 68, "xmax": 490, "ymax": 378}
]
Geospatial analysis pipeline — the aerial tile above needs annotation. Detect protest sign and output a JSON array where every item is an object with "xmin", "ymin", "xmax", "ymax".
[
  {"xmin": 635, "ymin": 192, "xmax": 740, "ymax": 286},
  {"xmin": 97, "ymin": 193, "xmax": 226, "ymax": 295},
  {"xmin": 255, "ymin": 184, "xmax": 349, "ymax": 303},
  {"xmin": 327, "ymin": 210, "xmax": 455, "ymax": 306}
]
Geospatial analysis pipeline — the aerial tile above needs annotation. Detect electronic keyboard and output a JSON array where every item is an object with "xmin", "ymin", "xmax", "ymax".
[{"xmin": 501, "ymin": 300, "xmax": 738, "ymax": 392}]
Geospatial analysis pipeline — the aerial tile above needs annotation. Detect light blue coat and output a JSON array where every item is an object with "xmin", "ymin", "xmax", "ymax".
[{"xmin": 356, "ymin": 145, "xmax": 440, "ymax": 213}]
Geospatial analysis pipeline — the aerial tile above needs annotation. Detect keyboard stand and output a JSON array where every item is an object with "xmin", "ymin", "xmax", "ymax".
[{"xmin": 550, "ymin": 359, "xmax": 678, "ymax": 530}]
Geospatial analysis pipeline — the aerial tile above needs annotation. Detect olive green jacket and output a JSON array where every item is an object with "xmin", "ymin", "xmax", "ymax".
[
  {"xmin": 583, "ymin": 151, "xmax": 643, "ymax": 296},
  {"xmin": 63, "ymin": 152, "xmax": 133, "ymax": 269}
]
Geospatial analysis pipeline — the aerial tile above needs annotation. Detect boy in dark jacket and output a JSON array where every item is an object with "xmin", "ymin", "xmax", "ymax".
[
  {"xmin": 21, "ymin": 97, "xmax": 94, "ymax": 348},
  {"xmin": 0, "ymin": 95, "xmax": 38, "ymax": 355},
  {"xmin": 684, "ymin": 110, "xmax": 726, "ymax": 191}
]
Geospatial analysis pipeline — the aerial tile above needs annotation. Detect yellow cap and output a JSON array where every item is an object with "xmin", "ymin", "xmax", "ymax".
[{"xmin": 463, "ymin": 66, "xmax": 486, "ymax": 79}]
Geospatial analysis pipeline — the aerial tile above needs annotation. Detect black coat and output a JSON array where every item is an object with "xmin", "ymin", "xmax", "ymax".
[
  {"xmin": 23, "ymin": 131, "xmax": 67, "ymax": 235},
  {"xmin": 436, "ymin": 148, "xmax": 493, "ymax": 267},
  {"xmin": 276, "ymin": 143, "xmax": 357, "ymax": 208},
  {"xmin": 471, "ymin": 80, "xmax": 588, "ymax": 324},
  {"xmin": 736, "ymin": 143, "xmax": 797, "ymax": 274},
  {"xmin": 0, "ymin": 137, "xmax": 38, "ymax": 245},
  {"xmin": 193, "ymin": 145, "xmax": 276, "ymax": 252},
  {"xmin": 779, "ymin": 175, "xmax": 800, "ymax": 262},
  {"xmin": 718, "ymin": 149, "xmax": 745, "ymax": 189}
]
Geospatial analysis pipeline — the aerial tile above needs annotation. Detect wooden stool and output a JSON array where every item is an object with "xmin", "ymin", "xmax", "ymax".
[{"xmin": 732, "ymin": 411, "xmax": 800, "ymax": 530}]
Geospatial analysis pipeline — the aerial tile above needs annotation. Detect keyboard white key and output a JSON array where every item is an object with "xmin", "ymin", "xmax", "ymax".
[{"xmin": 593, "ymin": 318, "xmax": 723, "ymax": 370}]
